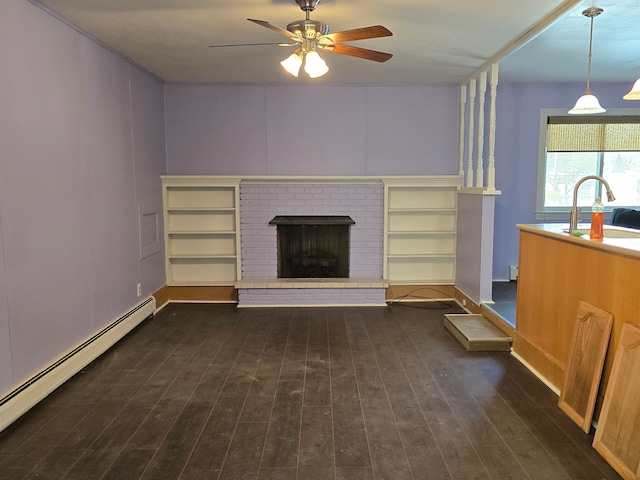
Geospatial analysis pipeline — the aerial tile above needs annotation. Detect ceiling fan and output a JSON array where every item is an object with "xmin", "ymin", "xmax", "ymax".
[{"xmin": 210, "ymin": 0, "xmax": 393, "ymax": 78}]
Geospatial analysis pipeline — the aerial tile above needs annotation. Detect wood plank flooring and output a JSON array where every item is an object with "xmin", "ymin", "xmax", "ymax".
[{"xmin": 0, "ymin": 302, "xmax": 621, "ymax": 479}]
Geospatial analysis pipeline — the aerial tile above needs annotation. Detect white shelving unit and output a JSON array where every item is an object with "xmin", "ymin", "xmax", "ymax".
[
  {"xmin": 162, "ymin": 176, "xmax": 241, "ymax": 286},
  {"xmin": 383, "ymin": 177, "xmax": 459, "ymax": 284}
]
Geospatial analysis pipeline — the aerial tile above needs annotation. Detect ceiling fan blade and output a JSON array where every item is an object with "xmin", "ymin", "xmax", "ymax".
[
  {"xmin": 320, "ymin": 43, "xmax": 393, "ymax": 63},
  {"xmin": 247, "ymin": 18, "xmax": 300, "ymax": 40},
  {"xmin": 209, "ymin": 42, "xmax": 295, "ymax": 48},
  {"xmin": 319, "ymin": 25, "xmax": 392, "ymax": 44}
]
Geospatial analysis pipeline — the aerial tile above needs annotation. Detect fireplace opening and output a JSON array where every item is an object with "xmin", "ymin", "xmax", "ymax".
[{"xmin": 269, "ymin": 216, "xmax": 355, "ymax": 278}]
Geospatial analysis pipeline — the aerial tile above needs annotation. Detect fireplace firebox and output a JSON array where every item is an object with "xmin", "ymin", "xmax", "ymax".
[{"xmin": 269, "ymin": 216, "xmax": 355, "ymax": 278}]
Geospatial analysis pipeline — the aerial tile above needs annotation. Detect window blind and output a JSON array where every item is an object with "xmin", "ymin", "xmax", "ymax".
[{"xmin": 546, "ymin": 115, "xmax": 640, "ymax": 152}]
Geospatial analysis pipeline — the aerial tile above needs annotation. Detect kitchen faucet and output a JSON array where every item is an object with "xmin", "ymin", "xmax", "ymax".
[{"xmin": 569, "ymin": 175, "xmax": 616, "ymax": 232}]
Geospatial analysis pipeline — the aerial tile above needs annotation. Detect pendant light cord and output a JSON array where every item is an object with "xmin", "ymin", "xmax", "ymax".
[
  {"xmin": 583, "ymin": 7, "xmax": 603, "ymax": 94},
  {"xmin": 585, "ymin": 15, "xmax": 594, "ymax": 93}
]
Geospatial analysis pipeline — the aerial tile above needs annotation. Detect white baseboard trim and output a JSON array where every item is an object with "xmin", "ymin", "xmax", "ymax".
[
  {"xmin": 511, "ymin": 350, "xmax": 561, "ymax": 396},
  {"xmin": 0, "ymin": 297, "xmax": 155, "ymax": 432},
  {"xmin": 164, "ymin": 300, "xmax": 237, "ymax": 304}
]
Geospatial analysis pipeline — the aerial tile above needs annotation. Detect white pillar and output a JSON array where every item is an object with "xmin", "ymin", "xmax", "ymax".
[
  {"xmin": 466, "ymin": 79, "xmax": 476, "ymax": 188},
  {"xmin": 475, "ymin": 71, "xmax": 487, "ymax": 188},
  {"xmin": 487, "ymin": 64, "xmax": 499, "ymax": 191},
  {"xmin": 458, "ymin": 85, "xmax": 467, "ymax": 178}
]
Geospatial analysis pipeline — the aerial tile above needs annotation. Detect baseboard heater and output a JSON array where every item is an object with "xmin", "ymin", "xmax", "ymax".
[{"xmin": 0, "ymin": 296, "xmax": 156, "ymax": 432}]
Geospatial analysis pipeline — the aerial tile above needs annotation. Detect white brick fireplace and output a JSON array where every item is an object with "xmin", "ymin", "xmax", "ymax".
[{"xmin": 237, "ymin": 180, "xmax": 387, "ymax": 306}]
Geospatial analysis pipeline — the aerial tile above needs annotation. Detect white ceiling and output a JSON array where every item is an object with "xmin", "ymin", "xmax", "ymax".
[{"xmin": 30, "ymin": 0, "xmax": 640, "ymax": 86}]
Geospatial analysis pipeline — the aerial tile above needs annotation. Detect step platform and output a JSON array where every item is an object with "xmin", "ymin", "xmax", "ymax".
[{"xmin": 444, "ymin": 314, "xmax": 512, "ymax": 352}]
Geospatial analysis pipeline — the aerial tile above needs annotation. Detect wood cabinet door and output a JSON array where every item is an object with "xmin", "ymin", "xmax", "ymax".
[
  {"xmin": 558, "ymin": 301, "xmax": 613, "ymax": 433},
  {"xmin": 593, "ymin": 322, "xmax": 640, "ymax": 480}
]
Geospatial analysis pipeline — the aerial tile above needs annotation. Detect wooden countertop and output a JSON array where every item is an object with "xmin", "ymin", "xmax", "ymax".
[{"xmin": 516, "ymin": 223, "xmax": 640, "ymax": 259}]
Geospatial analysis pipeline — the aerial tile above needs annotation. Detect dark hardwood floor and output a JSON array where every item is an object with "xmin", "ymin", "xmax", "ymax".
[{"xmin": 0, "ymin": 302, "xmax": 620, "ymax": 479}]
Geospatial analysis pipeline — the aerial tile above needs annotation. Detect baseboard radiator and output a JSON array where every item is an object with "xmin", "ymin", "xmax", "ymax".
[{"xmin": 0, "ymin": 296, "xmax": 156, "ymax": 432}]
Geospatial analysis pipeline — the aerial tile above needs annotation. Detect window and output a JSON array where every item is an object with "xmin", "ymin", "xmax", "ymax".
[{"xmin": 537, "ymin": 109, "xmax": 640, "ymax": 219}]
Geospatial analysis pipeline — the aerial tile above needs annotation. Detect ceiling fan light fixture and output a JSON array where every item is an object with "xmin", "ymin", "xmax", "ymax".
[
  {"xmin": 248, "ymin": 1, "xmax": 391, "ymax": 79},
  {"xmin": 304, "ymin": 50, "xmax": 328, "ymax": 78},
  {"xmin": 281, "ymin": 51, "xmax": 303, "ymax": 77},
  {"xmin": 569, "ymin": 7, "xmax": 605, "ymax": 115},
  {"xmin": 623, "ymin": 78, "xmax": 640, "ymax": 100}
]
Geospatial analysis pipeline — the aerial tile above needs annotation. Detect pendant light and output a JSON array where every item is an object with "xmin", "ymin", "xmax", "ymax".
[
  {"xmin": 569, "ymin": 7, "xmax": 606, "ymax": 115},
  {"xmin": 623, "ymin": 78, "xmax": 640, "ymax": 100}
]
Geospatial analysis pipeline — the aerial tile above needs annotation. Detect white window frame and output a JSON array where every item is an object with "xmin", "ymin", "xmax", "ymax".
[{"xmin": 536, "ymin": 108, "xmax": 640, "ymax": 221}]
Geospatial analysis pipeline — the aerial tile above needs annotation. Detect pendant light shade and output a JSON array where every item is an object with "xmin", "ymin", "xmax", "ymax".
[
  {"xmin": 303, "ymin": 50, "xmax": 329, "ymax": 78},
  {"xmin": 569, "ymin": 91, "xmax": 606, "ymax": 114},
  {"xmin": 569, "ymin": 7, "xmax": 605, "ymax": 115},
  {"xmin": 623, "ymin": 78, "xmax": 640, "ymax": 100},
  {"xmin": 281, "ymin": 50, "xmax": 303, "ymax": 77},
  {"xmin": 280, "ymin": 49, "xmax": 328, "ymax": 78}
]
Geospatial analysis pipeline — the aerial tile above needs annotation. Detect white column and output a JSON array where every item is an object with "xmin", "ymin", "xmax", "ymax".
[
  {"xmin": 458, "ymin": 85, "xmax": 467, "ymax": 178},
  {"xmin": 487, "ymin": 64, "xmax": 499, "ymax": 191},
  {"xmin": 466, "ymin": 79, "xmax": 476, "ymax": 188},
  {"xmin": 475, "ymin": 71, "xmax": 487, "ymax": 188}
]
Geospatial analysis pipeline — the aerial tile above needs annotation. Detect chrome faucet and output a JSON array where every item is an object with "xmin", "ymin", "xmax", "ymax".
[{"xmin": 569, "ymin": 175, "xmax": 616, "ymax": 232}]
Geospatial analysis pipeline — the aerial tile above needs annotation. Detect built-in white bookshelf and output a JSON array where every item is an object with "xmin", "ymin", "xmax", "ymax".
[
  {"xmin": 383, "ymin": 177, "xmax": 459, "ymax": 284},
  {"xmin": 162, "ymin": 175, "xmax": 460, "ymax": 287},
  {"xmin": 162, "ymin": 176, "xmax": 241, "ymax": 286}
]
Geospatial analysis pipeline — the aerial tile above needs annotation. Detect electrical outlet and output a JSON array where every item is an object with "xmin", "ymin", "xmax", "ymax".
[
  {"xmin": 136, "ymin": 283, "xmax": 142, "ymax": 297},
  {"xmin": 509, "ymin": 265, "xmax": 519, "ymax": 281}
]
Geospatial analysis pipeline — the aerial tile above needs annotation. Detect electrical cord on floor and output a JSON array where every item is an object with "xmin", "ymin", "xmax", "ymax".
[{"xmin": 385, "ymin": 287, "xmax": 457, "ymax": 309}]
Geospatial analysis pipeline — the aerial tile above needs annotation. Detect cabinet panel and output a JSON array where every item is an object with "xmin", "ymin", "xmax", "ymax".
[
  {"xmin": 388, "ymin": 210, "xmax": 456, "ymax": 232},
  {"xmin": 387, "ymin": 233, "xmax": 455, "ymax": 255},
  {"xmin": 169, "ymin": 258, "xmax": 237, "ymax": 284},
  {"xmin": 168, "ymin": 210, "xmax": 236, "ymax": 232},
  {"xmin": 169, "ymin": 234, "xmax": 236, "ymax": 256},
  {"xmin": 388, "ymin": 187, "xmax": 456, "ymax": 209},
  {"xmin": 387, "ymin": 257, "xmax": 455, "ymax": 284},
  {"xmin": 166, "ymin": 187, "xmax": 235, "ymax": 209}
]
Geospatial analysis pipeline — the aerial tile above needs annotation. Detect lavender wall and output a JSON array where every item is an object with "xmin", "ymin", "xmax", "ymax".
[
  {"xmin": 0, "ymin": 1, "xmax": 166, "ymax": 396},
  {"xmin": 456, "ymin": 193, "xmax": 496, "ymax": 304},
  {"xmin": 166, "ymin": 80, "xmax": 638, "ymax": 285},
  {"xmin": 165, "ymin": 84, "xmax": 460, "ymax": 176},
  {"xmin": 492, "ymin": 81, "xmax": 635, "ymax": 280}
]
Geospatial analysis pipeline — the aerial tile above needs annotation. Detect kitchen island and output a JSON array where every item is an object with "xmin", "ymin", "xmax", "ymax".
[{"xmin": 514, "ymin": 223, "xmax": 640, "ymax": 407}]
